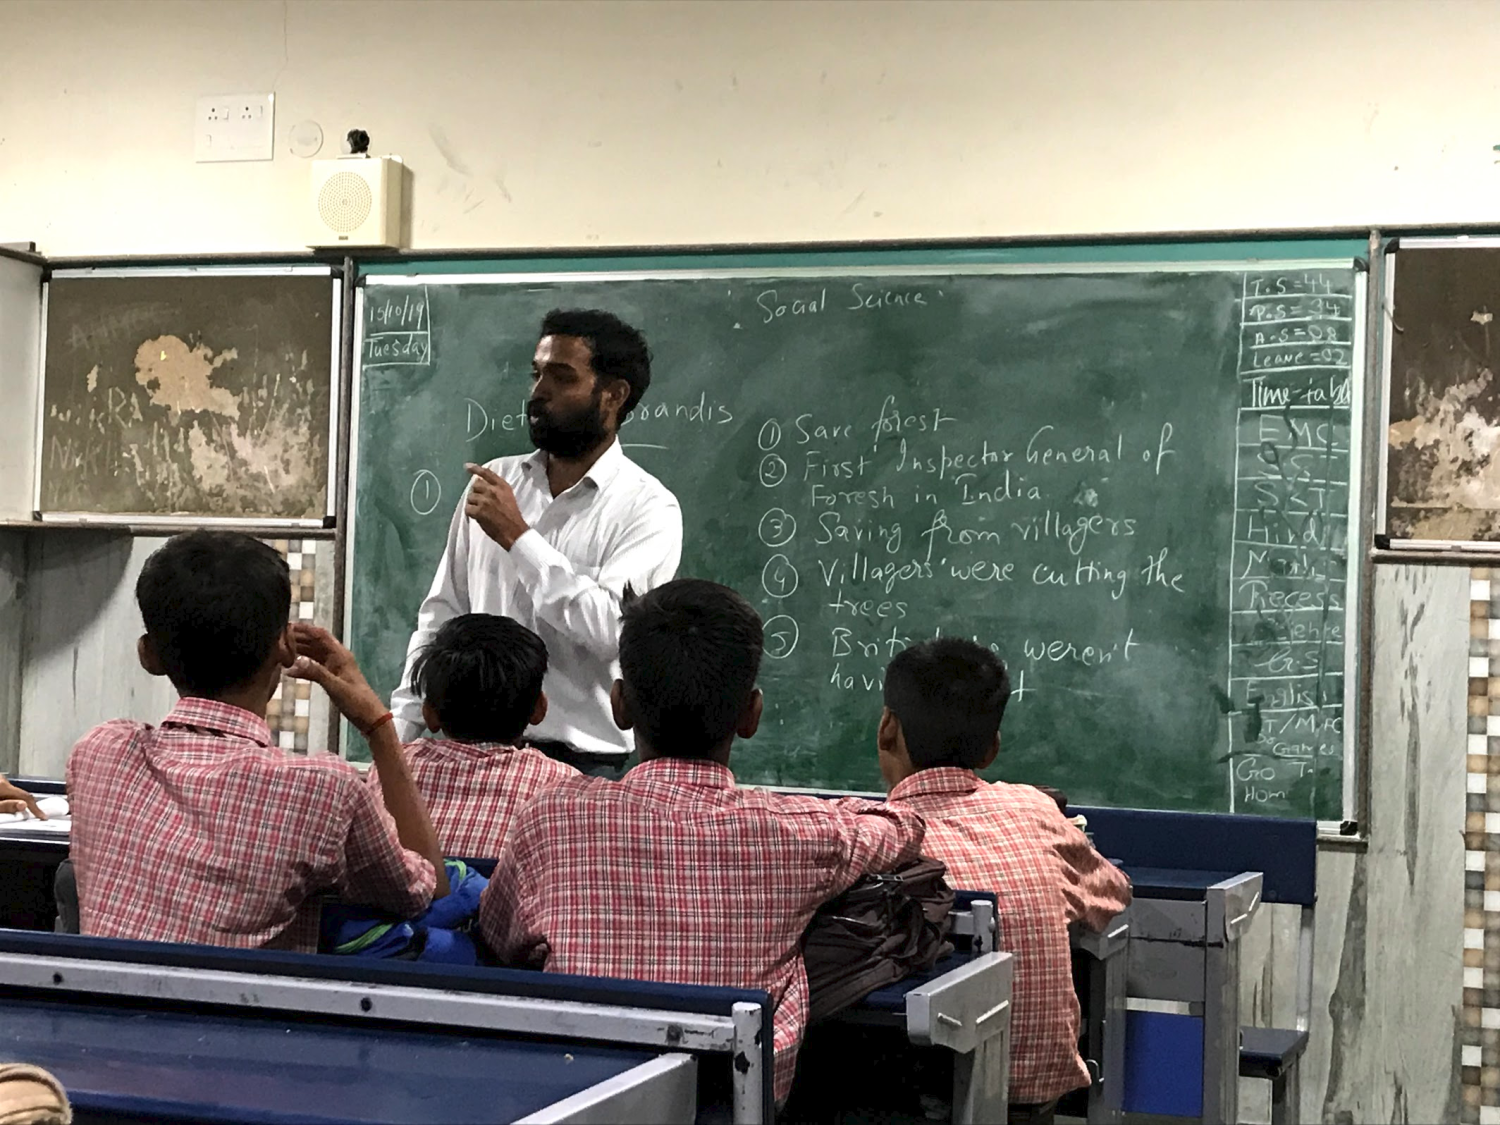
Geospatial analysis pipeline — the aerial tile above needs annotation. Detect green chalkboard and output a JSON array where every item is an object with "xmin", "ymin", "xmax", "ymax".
[{"xmin": 350, "ymin": 255, "xmax": 1359, "ymax": 818}]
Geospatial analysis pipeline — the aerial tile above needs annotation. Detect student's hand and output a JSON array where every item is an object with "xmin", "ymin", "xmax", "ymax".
[
  {"xmin": 288, "ymin": 624, "xmax": 389, "ymax": 733},
  {"xmin": 0, "ymin": 775, "xmax": 45, "ymax": 820},
  {"xmin": 465, "ymin": 464, "xmax": 530, "ymax": 550}
]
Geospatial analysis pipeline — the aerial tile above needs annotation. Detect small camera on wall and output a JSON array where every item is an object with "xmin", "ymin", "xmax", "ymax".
[{"xmin": 308, "ymin": 131, "xmax": 404, "ymax": 248}]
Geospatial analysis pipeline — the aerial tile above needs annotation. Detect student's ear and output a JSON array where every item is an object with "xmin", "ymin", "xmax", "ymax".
[
  {"xmin": 877, "ymin": 707, "xmax": 914, "ymax": 793},
  {"xmin": 976, "ymin": 732, "xmax": 1000, "ymax": 771},
  {"xmin": 736, "ymin": 688, "xmax": 763, "ymax": 740},
  {"xmin": 272, "ymin": 623, "xmax": 297, "ymax": 669},
  {"xmin": 421, "ymin": 702, "xmax": 443, "ymax": 735},
  {"xmin": 137, "ymin": 635, "xmax": 167, "ymax": 677},
  {"xmin": 529, "ymin": 690, "xmax": 548, "ymax": 727},
  {"xmin": 610, "ymin": 680, "xmax": 633, "ymax": 731}
]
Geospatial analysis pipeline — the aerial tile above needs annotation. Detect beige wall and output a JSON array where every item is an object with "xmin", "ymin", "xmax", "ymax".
[{"xmin": 3, "ymin": 0, "xmax": 1500, "ymax": 257}]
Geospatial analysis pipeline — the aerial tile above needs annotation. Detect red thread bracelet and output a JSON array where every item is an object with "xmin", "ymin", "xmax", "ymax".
[{"xmin": 361, "ymin": 711, "xmax": 394, "ymax": 738}]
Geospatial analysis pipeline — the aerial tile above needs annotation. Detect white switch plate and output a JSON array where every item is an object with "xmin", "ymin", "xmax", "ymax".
[{"xmin": 195, "ymin": 93, "xmax": 274, "ymax": 162}]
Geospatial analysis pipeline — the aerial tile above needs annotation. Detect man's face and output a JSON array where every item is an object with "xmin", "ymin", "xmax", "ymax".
[{"xmin": 528, "ymin": 335, "xmax": 610, "ymax": 458}]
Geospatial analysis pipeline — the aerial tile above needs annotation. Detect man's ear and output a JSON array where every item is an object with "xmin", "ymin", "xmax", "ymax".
[
  {"xmin": 137, "ymin": 635, "xmax": 167, "ymax": 677},
  {"xmin": 529, "ymin": 690, "xmax": 549, "ymax": 727},
  {"xmin": 610, "ymin": 680, "xmax": 633, "ymax": 732},
  {"xmin": 976, "ymin": 732, "xmax": 1000, "ymax": 771},
  {"xmin": 877, "ymin": 707, "xmax": 900, "ymax": 754},
  {"xmin": 421, "ymin": 702, "xmax": 443, "ymax": 735},
  {"xmin": 736, "ymin": 688, "xmax": 763, "ymax": 740},
  {"xmin": 272, "ymin": 623, "xmax": 296, "ymax": 669},
  {"xmin": 600, "ymin": 378, "xmax": 631, "ymax": 427}
]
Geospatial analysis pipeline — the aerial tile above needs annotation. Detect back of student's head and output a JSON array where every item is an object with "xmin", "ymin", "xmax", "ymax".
[
  {"xmin": 883, "ymin": 638, "xmax": 1012, "ymax": 770},
  {"xmin": 411, "ymin": 614, "xmax": 548, "ymax": 743},
  {"xmin": 618, "ymin": 579, "xmax": 763, "ymax": 758},
  {"xmin": 136, "ymin": 531, "xmax": 291, "ymax": 696}
]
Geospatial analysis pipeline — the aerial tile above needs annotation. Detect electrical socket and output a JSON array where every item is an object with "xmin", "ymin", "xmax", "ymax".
[{"xmin": 195, "ymin": 93, "xmax": 274, "ymax": 162}]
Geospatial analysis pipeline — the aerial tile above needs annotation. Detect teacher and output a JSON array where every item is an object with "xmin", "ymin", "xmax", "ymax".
[{"xmin": 392, "ymin": 309, "xmax": 683, "ymax": 777}]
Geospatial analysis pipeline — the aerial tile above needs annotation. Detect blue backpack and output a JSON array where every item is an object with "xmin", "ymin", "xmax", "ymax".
[{"xmin": 320, "ymin": 860, "xmax": 488, "ymax": 965}]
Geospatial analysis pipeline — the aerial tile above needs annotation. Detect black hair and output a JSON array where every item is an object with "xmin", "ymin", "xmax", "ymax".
[
  {"xmin": 883, "ymin": 638, "xmax": 1012, "ymax": 770},
  {"xmin": 410, "ymin": 614, "xmax": 548, "ymax": 744},
  {"xmin": 618, "ymin": 579, "xmax": 763, "ymax": 758},
  {"xmin": 540, "ymin": 308, "xmax": 653, "ymax": 420},
  {"xmin": 135, "ymin": 531, "xmax": 291, "ymax": 697}
]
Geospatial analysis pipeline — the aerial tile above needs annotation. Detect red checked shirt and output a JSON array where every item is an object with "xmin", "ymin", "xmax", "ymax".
[
  {"xmin": 889, "ymin": 768, "xmax": 1132, "ymax": 1105},
  {"xmin": 67, "ymin": 698, "xmax": 436, "ymax": 953},
  {"xmin": 369, "ymin": 739, "xmax": 578, "ymax": 859},
  {"xmin": 478, "ymin": 758, "xmax": 926, "ymax": 1102}
]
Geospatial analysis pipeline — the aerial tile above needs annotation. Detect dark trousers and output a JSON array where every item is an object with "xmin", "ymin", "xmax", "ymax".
[
  {"xmin": 527, "ymin": 738, "xmax": 630, "ymax": 781},
  {"xmin": 53, "ymin": 859, "xmax": 79, "ymax": 935},
  {"xmin": 1008, "ymin": 1099, "xmax": 1059, "ymax": 1125}
]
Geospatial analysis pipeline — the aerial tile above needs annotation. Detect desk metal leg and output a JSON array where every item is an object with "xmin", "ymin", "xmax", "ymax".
[
  {"xmin": 1202, "ymin": 937, "xmax": 1241, "ymax": 1125},
  {"xmin": 731, "ymin": 1001, "xmax": 766, "ymax": 1125},
  {"xmin": 1270, "ymin": 1063, "xmax": 1300, "ymax": 1125},
  {"xmin": 952, "ymin": 1012, "xmax": 1010, "ymax": 1125},
  {"xmin": 1088, "ymin": 945, "xmax": 1126, "ymax": 1125}
]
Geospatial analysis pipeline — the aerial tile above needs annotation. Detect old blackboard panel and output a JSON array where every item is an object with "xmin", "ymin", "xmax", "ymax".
[
  {"xmin": 1384, "ymin": 241, "xmax": 1500, "ymax": 542},
  {"xmin": 350, "ymin": 252, "xmax": 1360, "ymax": 817},
  {"xmin": 39, "ymin": 268, "xmax": 337, "ymax": 522}
]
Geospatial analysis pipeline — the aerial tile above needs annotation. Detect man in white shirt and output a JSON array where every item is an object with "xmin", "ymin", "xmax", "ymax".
[{"xmin": 392, "ymin": 310, "xmax": 683, "ymax": 777}]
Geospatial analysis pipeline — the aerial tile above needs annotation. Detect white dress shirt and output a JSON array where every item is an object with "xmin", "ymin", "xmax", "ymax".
[{"xmin": 392, "ymin": 440, "xmax": 683, "ymax": 758}]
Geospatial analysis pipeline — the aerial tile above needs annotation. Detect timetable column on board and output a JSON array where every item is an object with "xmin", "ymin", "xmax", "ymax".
[{"xmin": 1226, "ymin": 271, "xmax": 1354, "ymax": 816}]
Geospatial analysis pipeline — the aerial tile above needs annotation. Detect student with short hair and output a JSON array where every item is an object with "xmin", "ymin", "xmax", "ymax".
[
  {"xmin": 478, "ymin": 579, "xmax": 925, "ymax": 1103},
  {"xmin": 371, "ymin": 613, "xmax": 576, "ymax": 858},
  {"xmin": 880, "ymin": 638, "xmax": 1131, "ymax": 1125},
  {"xmin": 67, "ymin": 530, "xmax": 448, "ymax": 952}
]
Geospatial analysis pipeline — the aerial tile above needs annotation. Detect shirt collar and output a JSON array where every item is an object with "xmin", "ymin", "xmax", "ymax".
[
  {"xmin": 522, "ymin": 439, "xmax": 627, "ymax": 494},
  {"xmin": 160, "ymin": 698, "xmax": 274, "ymax": 748},
  {"xmin": 625, "ymin": 757, "xmax": 736, "ymax": 790},
  {"xmin": 421, "ymin": 737, "xmax": 516, "ymax": 759},
  {"xmin": 888, "ymin": 766, "xmax": 982, "ymax": 802}
]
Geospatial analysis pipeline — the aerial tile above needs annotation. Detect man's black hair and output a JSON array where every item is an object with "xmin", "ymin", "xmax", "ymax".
[
  {"xmin": 883, "ymin": 638, "xmax": 1012, "ymax": 770},
  {"xmin": 411, "ymin": 614, "xmax": 548, "ymax": 744},
  {"xmin": 618, "ymin": 579, "xmax": 763, "ymax": 758},
  {"xmin": 136, "ymin": 531, "xmax": 291, "ymax": 697},
  {"xmin": 540, "ymin": 308, "xmax": 652, "ymax": 421}
]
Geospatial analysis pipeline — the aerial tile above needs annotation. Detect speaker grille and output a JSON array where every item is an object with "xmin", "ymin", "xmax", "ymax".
[{"xmin": 318, "ymin": 171, "xmax": 374, "ymax": 233}]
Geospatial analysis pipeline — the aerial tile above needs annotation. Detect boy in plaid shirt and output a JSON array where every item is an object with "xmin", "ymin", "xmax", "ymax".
[
  {"xmin": 67, "ymin": 531, "xmax": 449, "ymax": 952},
  {"xmin": 880, "ymin": 638, "xmax": 1131, "ymax": 1124},
  {"xmin": 371, "ymin": 613, "xmax": 576, "ymax": 858},
  {"xmin": 479, "ymin": 579, "xmax": 925, "ymax": 1103}
]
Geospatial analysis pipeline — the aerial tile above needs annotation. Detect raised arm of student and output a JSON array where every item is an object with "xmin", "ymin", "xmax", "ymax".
[
  {"xmin": 391, "ymin": 489, "xmax": 475, "ymax": 741},
  {"xmin": 291, "ymin": 624, "xmax": 449, "ymax": 899},
  {"xmin": 466, "ymin": 463, "xmax": 682, "ymax": 661}
]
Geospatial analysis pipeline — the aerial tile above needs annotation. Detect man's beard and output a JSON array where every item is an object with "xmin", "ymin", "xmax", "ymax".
[{"xmin": 528, "ymin": 390, "xmax": 610, "ymax": 459}]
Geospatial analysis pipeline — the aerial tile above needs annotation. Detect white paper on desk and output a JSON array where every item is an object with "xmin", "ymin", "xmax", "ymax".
[{"xmin": 0, "ymin": 795, "xmax": 70, "ymax": 828}]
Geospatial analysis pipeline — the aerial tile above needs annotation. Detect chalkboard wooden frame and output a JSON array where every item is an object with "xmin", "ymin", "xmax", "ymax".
[
  {"xmin": 345, "ymin": 239, "xmax": 1370, "ymax": 824},
  {"xmin": 34, "ymin": 264, "xmax": 342, "ymax": 528}
]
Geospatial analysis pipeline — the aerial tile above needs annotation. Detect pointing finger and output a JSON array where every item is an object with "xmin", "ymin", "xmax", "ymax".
[{"xmin": 465, "ymin": 463, "xmax": 503, "ymax": 485}]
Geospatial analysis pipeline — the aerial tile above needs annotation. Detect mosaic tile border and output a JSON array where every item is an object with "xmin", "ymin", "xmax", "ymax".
[
  {"xmin": 1465, "ymin": 570, "xmax": 1500, "ymax": 1123},
  {"xmin": 264, "ymin": 539, "xmax": 318, "ymax": 753}
]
